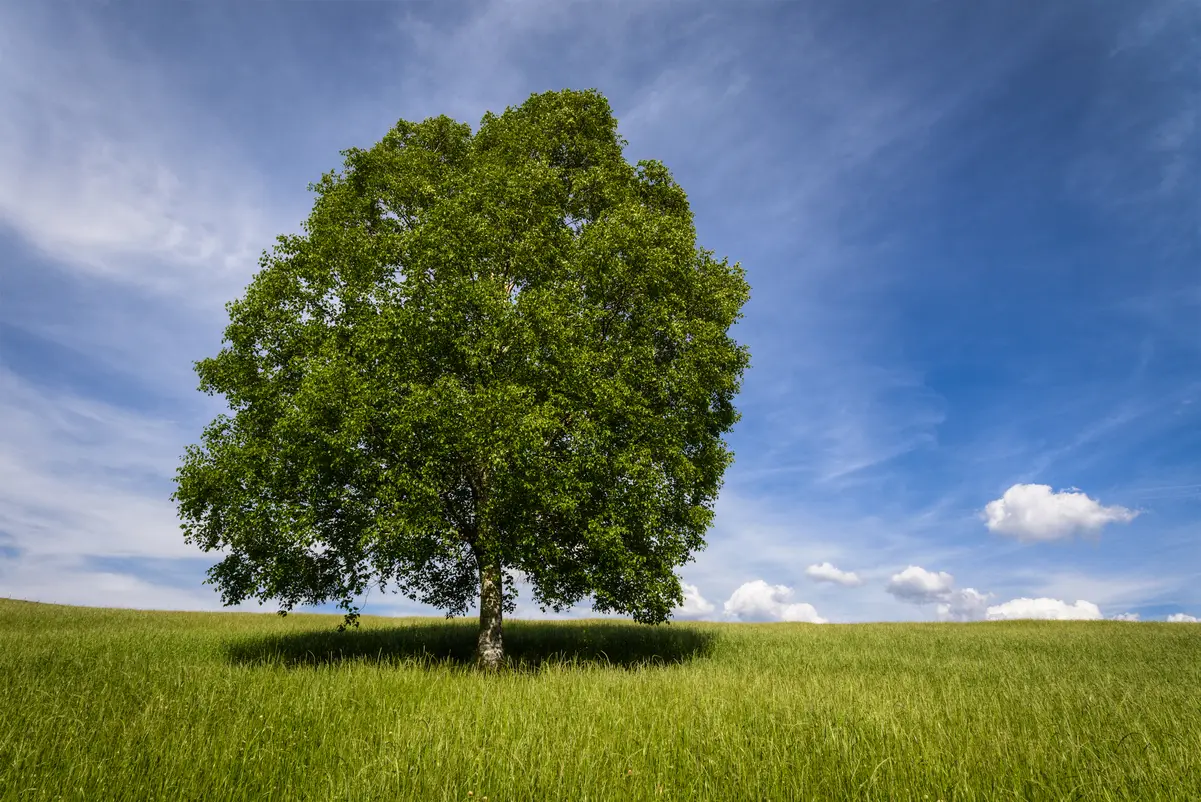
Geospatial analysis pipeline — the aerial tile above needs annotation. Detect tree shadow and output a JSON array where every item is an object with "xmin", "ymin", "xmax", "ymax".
[{"xmin": 225, "ymin": 619, "xmax": 717, "ymax": 672}]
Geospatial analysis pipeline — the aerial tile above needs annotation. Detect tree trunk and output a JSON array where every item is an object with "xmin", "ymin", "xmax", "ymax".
[{"xmin": 476, "ymin": 557, "xmax": 504, "ymax": 670}]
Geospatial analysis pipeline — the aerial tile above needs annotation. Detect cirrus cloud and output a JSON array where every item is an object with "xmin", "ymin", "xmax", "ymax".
[{"xmin": 983, "ymin": 484, "xmax": 1138, "ymax": 542}]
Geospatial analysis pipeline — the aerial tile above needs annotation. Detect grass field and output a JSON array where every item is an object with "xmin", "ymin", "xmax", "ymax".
[{"xmin": 1, "ymin": 598, "xmax": 1198, "ymax": 801}]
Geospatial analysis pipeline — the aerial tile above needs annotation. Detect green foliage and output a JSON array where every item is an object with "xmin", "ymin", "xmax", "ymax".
[
  {"xmin": 172, "ymin": 89, "xmax": 751, "ymax": 626},
  {"xmin": 4, "ymin": 601, "xmax": 1200, "ymax": 801}
]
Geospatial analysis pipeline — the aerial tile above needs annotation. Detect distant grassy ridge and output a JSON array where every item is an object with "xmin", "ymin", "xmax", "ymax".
[{"xmin": 1, "ymin": 598, "xmax": 1198, "ymax": 801}]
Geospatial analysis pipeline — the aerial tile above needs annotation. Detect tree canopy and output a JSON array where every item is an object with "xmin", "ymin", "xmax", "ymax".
[{"xmin": 172, "ymin": 88, "xmax": 750, "ymax": 667}]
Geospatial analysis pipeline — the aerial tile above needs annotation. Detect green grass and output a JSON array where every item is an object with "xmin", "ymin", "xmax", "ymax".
[{"xmin": 1, "ymin": 598, "xmax": 1198, "ymax": 801}]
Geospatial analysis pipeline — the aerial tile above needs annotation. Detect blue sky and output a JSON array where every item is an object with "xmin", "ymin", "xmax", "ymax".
[{"xmin": 1, "ymin": 0, "xmax": 1198, "ymax": 624}]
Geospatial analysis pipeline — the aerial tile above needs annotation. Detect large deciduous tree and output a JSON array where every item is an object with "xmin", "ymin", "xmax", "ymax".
[{"xmin": 172, "ymin": 89, "xmax": 750, "ymax": 668}]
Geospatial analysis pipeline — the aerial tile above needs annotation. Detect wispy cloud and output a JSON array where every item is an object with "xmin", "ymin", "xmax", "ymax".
[
  {"xmin": 0, "ymin": 367, "xmax": 196, "ymax": 561},
  {"xmin": 0, "ymin": 3, "xmax": 285, "ymax": 302},
  {"xmin": 0, "ymin": 3, "xmax": 295, "ymax": 610},
  {"xmin": 1020, "ymin": 570, "xmax": 1182, "ymax": 611},
  {"xmin": 0, "ymin": 554, "xmax": 264, "ymax": 612},
  {"xmin": 1071, "ymin": 1, "xmax": 1199, "ymax": 216}
]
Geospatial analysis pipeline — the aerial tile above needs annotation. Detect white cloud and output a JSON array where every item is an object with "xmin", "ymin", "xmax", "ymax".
[
  {"xmin": 985, "ymin": 598, "xmax": 1103, "ymax": 621},
  {"xmin": 884, "ymin": 564, "xmax": 1153, "ymax": 624},
  {"xmin": 0, "ymin": 3, "xmax": 284, "ymax": 301},
  {"xmin": 1167, "ymin": 613, "xmax": 1200, "ymax": 623},
  {"xmin": 673, "ymin": 583, "xmax": 716, "ymax": 619},
  {"xmin": 937, "ymin": 588, "xmax": 993, "ymax": 622},
  {"xmin": 723, "ymin": 580, "xmax": 826, "ymax": 623},
  {"xmin": 804, "ymin": 562, "xmax": 864, "ymax": 587},
  {"xmin": 886, "ymin": 565, "xmax": 955, "ymax": 603},
  {"xmin": 0, "ymin": 367, "xmax": 199, "ymax": 561},
  {"xmin": 0, "ymin": 554, "xmax": 265, "ymax": 612},
  {"xmin": 886, "ymin": 565, "xmax": 992, "ymax": 621},
  {"xmin": 983, "ymin": 484, "xmax": 1138, "ymax": 541},
  {"xmin": 682, "ymin": 488, "xmax": 967, "ymax": 626}
]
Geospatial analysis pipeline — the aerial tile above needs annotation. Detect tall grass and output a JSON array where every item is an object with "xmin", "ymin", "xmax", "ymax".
[{"xmin": 1, "ymin": 598, "xmax": 1198, "ymax": 800}]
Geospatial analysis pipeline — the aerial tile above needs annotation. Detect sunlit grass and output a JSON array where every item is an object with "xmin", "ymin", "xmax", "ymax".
[{"xmin": 1, "ymin": 598, "xmax": 1198, "ymax": 800}]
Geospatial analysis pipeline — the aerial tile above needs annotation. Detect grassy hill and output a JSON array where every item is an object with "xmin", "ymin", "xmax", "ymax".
[{"xmin": 1, "ymin": 597, "xmax": 1198, "ymax": 800}]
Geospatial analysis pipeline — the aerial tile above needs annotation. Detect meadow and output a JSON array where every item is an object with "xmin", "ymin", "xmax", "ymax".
[{"xmin": 1, "ymin": 598, "xmax": 1198, "ymax": 801}]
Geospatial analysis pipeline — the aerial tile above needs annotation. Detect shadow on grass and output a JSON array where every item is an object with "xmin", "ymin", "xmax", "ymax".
[{"xmin": 225, "ymin": 619, "xmax": 717, "ymax": 672}]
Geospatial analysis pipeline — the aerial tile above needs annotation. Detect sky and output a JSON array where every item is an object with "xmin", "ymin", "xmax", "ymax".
[{"xmin": 1, "ymin": 0, "xmax": 1198, "ymax": 625}]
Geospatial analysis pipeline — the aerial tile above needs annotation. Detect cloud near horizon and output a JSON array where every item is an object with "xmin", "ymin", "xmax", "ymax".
[
  {"xmin": 673, "ymin": 582, "xmax": 716, "ymax": 619},
  {"xmin": 722, "ymin": 580, "xmax": 827, "ymax": 624},
  {"xmin": 882, "ymin": 565, "xmax": 1117, "ymax": 622},
  {"xmin": 985, "ymin": 597, "xmax": 1103, "ymax": 621},
  {"xmin": 885, "ymin": 566, "xmax": 993, "ymax": 621}
]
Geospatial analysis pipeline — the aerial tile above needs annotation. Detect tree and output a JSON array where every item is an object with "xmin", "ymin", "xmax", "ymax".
[{"xmin": 172, "ymin": 89, "xmax": 750, "ymax": 669}]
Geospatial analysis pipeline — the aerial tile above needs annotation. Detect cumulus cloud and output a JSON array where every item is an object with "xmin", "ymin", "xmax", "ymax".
[
  {"xmin": 886, "ymin": 566, "xmax": 993, "ymax": 621},
  {"xmin": 1167, "ymin": 613, "xmax": 1200, "ymax": 623},
  {"xmin": 938, "ymin": 588, "xmax": 993, "ymax": 622},
  {"xmin": 723, "ymin": 580, "xmax": 826, "ymax": 623},
  {"xmin": 985, "ymin": 598, "xmax": 1103, "ymax": 620},
  {"xmin": 886, "ymin": 565, "xmax": 955, "ymax": 603},
  {"xmin": 1112, "ymin": 612, "xmax": 1141, "ymax": 621},
  {"xmin": 983, "ymin": 484, "xmax": 1138, "ymax": 541},
  {"xmin": 886, "ymin": 565, "xmax": 1110, "ymax": 622},
  {"xmin": 673, "ymin": 582, "xmax": 716, "ymax": 619},
  {"xmin": 804, "ymin": 562, "xmax": 863, "ymax": 587}
]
